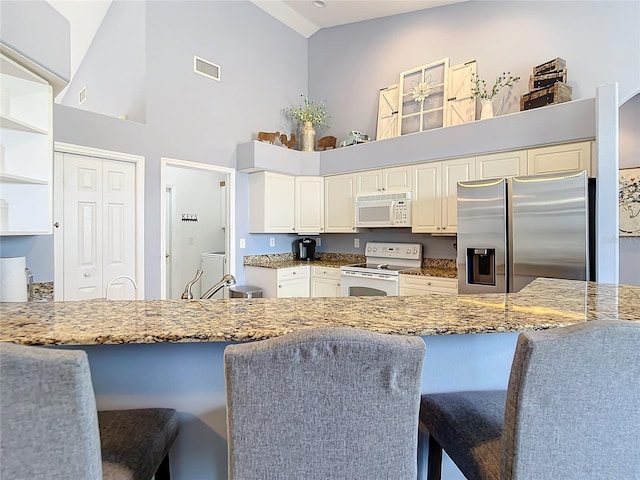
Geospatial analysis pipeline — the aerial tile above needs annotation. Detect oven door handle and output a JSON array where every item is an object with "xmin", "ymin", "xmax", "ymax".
[{"xmin": 341, "ymin": 271, "xmax": 398, "ymax": 281}]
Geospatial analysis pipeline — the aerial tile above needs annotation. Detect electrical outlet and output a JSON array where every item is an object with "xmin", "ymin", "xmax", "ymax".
[
  {"xmin": 354, "ymin": 238, "xmax": 360, "ymax": 248},
  {"xmin": 317, "ymin": 237, "xmax": 321, "ymax": 247},
  {"xmin": 240, "ymin": 238, "xmax": 246, "ymax": 249},
  {"xmin": 269, "ymin": 238, "xmax": 275, "ymax": 247}
]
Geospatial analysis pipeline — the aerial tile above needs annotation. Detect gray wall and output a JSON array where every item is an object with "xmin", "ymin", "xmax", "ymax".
[
  {"xmin": 0, "ymin": 0, "xmax": 70, "ymax": 81},
  {"xmin": 308, "ymin": 0, "xmax": 640, "ymax": 142},
  {"xmin": 60, "ymin": 0, "xmax": 146, "ymax": 122}
]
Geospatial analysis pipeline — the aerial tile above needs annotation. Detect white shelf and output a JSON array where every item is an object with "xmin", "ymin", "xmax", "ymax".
[
  {"xmin": 1, "ymin": 114, "xmax": 48, "ymax": 135},
  {"xmin": 0, "ymin": 172, "xmax": 48, "ymax": 185}
]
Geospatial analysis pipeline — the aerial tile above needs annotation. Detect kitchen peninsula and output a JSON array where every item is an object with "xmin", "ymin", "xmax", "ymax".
[{"xmin": 2, "ymin": 278, "xmax": 638, "ymax": 480}]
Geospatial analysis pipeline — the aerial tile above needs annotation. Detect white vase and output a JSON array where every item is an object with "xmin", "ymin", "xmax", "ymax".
[
  {"xmin": 300, "ymin": 121, "xmax": 316, "ymax": 152},
  {"xmin": 480, "ymin": 99, "xmax": 494, "ymax": 120}
]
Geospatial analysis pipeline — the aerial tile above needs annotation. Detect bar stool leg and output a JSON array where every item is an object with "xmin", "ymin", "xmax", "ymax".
[
  {"xmin": 154, "ymin": 453, "xmax": 171, "ymax": 480},
  {"xmin": 427, "ymin": 434, "xmax": 443, "ymax": 480}
]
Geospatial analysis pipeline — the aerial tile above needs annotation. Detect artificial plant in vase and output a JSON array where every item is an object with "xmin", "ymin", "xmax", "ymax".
[
  {"xmin": 287, "ymin": 95, "xmax": 329, "ymax": 151},
  {"xmin": 471, "ymin": 72, "xmax": 520, "ymax": 120}
]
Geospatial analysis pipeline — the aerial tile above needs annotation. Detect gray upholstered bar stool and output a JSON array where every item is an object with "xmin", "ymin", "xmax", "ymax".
[
  {"xmin": 0, "ymin": 342, "xmax": 179, "ymax": 480},
  {"xmin": 224, "ymin": 327, "xmax": 426, "ymax": 480},
  {"xmin": 419, "ymin": 320, "xmax": 640, "ymax": 480}
]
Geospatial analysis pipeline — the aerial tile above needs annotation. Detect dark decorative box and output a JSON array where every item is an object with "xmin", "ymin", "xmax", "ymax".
[
  {"xmin": 520, "ymin": 83, "xmax": 573, "ymax": 111},
  {"xmin": 528, "ymin": 70, "xmax": 568, "ymax": 91}
]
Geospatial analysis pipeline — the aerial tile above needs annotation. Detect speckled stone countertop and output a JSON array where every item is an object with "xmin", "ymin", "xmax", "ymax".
[
  {"xmin": 1, "ymin": 278, "xmax": 638, "ymax": 346},
  {"xmin": 244, "ymin": 253, "xmax": 458, "ymax": 278},
  {"xmin": 401, "ymin": 258, "xmax": 457, "ymax": 279},
  {"xmin": 244, "ymin": 253, "xmax": 365, "ymax": 269}
]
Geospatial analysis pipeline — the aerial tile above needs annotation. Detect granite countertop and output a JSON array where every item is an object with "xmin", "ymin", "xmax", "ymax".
[
  {"xmin": 244, "ymin": 253, "xmax": 458, "ymax": 278},
  {"xmin": 244, "ymin": 253, "xmax": 365, "ymax": 269},
  {"xmin": 1, "ymin": 278, "xmax": 638, "ymax": 346}
]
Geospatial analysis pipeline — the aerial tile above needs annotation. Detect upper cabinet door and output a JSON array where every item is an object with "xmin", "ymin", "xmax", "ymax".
[
  {"xmin": 476, "ymin": 150, "xmax": 528, "ymax": 179},
  {"xmin": 445, "ymin": 60, "xmax": 477, "ymax": 127},
  {"xmin": 356, "ymin": 170, "xmax": 383, "ymax": 195},
  {"xmin": 411, "ymin": 162, "xmax": 441, "ymax": 234},
  {"xmin": 442, "ymin": 157, "xmax": 476, "ymax": 233},
  {"xmin": 295, "ymin": 176, "xmax": 324, "ymax": 234},
  {"xmin": 249, "ymin": 171, "xmax": 295, "ymax": 233},
  {"xmin": 325, "ymin": 173, "xmax": 358, "ymax": 233},
  {"xmin": 382, "ymin": 165, "xmax": 412, "ymax": 193},
  {"xmin": 527, "ymin": 141, "xmax": 592, "ymax": 176}
]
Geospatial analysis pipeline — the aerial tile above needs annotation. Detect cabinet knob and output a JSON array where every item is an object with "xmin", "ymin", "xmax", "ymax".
[
  {"xmin": 54, "ymin": 222, "xmax": 60, "ymax": 228},
  {"xmin": 442, "ymin": 227, "xmax": 446, "ymax": 230},
  {"xmin": 84, "ymin": 272, "xmax": 90, "ymax": 277},
  {"xmin": 292, "ymin": 272, "xmax": 296, "ymax": 275}
]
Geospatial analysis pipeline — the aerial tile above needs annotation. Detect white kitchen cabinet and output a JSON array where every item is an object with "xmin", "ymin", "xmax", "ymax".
[
  {"xmin": 355, "ymin": 165, "xmax": 412, "ymax": 195},
  {"xmin": 0, "ymin": 53, "xmax": 53, "ymax": 235},
  {"xmin": 295, "ymin": 176, "xmax": 324, "ymax": 234},
  {"xmin": 244, "ymin": 265, "xmax": 310, "ymax": 298},
  {"xmin": 249, "ymin": 171, "xmax": 295, "ymax": 233},
  {"xmin": 249, "ymin": 172, "xmax": 324, "ymax": 234},
  {"xmin": 527, "ymin": 141, "xmax": 592, "ymax": 176},
  {"xmin": 324, "ymin": 173, "xmax": 358, "ymax": 233},
  {"xmin": 412, "ymin": 157, "xmax": 475, "ymax": 234},
  {"xmin": 476, "ymin": 150, "xmax": 528, "ymax": 180},
  {"xmin": 399, "ymin": 275, "xmax": 457, "ymax": 295},
  {"xmin": 310, "ymin": 266, "xmax": 340, "ymax": 297}
]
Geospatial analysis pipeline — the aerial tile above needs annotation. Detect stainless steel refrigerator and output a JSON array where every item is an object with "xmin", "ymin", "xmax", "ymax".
[{"xmin": 457, "ymin": 170, "xmax": 594, "ymax": 294}]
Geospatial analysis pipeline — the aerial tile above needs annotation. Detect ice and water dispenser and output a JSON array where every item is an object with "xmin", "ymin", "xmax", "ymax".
[{"xmin": 466, "ymin": 248, "xmax": 496, "ymax": 286}]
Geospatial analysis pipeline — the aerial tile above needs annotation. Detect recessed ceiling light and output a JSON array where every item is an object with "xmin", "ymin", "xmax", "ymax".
[{"xmin": 313, "ymin": 0, "xmax": 326, "ymax": 8}]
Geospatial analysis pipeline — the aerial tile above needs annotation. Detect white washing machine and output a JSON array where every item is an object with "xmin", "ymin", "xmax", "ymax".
[{"xmin": 201, "ymin": 252, "xmax": 226, "ymax": 299}]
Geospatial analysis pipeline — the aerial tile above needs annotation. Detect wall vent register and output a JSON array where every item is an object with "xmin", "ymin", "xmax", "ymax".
[{"xmin": 194, "ymin": 55, "xmax": 221, "ymax": 81}]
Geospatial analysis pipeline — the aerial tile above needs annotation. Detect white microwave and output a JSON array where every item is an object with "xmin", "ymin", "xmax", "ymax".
[{"xmin": 355, "ymin": 192, "xmax": 412, "ymax": 228}]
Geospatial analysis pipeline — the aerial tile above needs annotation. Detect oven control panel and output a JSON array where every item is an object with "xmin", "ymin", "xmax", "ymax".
[{"xmin": 365, "ymin": 242, "xmax": 422, "ymax": 261}]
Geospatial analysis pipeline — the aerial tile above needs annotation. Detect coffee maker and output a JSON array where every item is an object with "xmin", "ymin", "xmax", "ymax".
[{"xmin": 294, "ymin": 238, "xmax": 316, "ymax": 261}]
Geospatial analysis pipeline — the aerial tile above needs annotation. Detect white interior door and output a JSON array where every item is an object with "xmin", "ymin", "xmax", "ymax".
[{"xmin": 62, "ymin": 153, "xmax": 137, "ymax": 300}]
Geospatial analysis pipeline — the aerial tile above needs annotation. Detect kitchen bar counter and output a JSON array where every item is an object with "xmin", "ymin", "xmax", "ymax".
[
  {"xmin": 2, "ymin": 278, "xmax": 638, "ymax": 346},
  {"xmin": 2, "ymin": 277, "xmax": 638, "ymax": 480}
]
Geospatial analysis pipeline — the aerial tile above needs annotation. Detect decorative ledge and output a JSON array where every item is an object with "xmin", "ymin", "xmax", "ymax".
[{"xmin": 236, "ymin": 98, "xmax": 597, "ymax": 177}]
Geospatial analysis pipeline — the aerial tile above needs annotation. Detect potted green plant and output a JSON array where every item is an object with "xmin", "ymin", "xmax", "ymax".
[
  {"xmin": 287, "ymin": 95, "xmax": 329, "ymax": 151},
  {"xmin": 471, "ymin": 72, "xmax": 520, "ymax": 119}
]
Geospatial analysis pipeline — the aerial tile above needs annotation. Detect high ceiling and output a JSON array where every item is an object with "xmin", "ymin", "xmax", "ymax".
[{"xmin": 47, "ymin": 0, "xmax": 466, "ymax": 90}]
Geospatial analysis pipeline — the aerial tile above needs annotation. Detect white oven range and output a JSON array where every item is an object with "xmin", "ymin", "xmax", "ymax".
[{"xmin": 340, "ymin": 242, "xmax": 422, "ymax": 296}]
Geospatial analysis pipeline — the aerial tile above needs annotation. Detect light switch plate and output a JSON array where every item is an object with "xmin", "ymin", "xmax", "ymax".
[{"xmin": 269, "ymin": 238, "xmax": 275, "ymax": 247}]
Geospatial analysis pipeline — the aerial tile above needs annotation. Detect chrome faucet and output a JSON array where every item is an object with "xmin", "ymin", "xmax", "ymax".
[
  {"xmin": 181, "ymin": 269, "xmax": 204, "ymax": 300},
  {"xmin": 105, "ymin": 275, "xmax": 138, "ymax": 300},
  {"xmin": 181, "ymin": 270, "xmax": 236, "ymax": 300},
  {"xmin": 201, "ymin": 274, "xmax": 236, "ymax": 299}
]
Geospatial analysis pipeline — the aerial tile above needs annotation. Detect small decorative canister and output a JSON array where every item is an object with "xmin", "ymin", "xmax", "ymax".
[{"xmin": 300, "ymin": 121, "xmax": 316, "ymax": 152}]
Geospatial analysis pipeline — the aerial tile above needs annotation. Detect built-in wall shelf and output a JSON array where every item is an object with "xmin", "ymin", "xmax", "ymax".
[
  {"xmin": 237, "ymin": 97, "xmax": 597, "ymax": 177},
  {"xmin": 0, "ymin": 172, "xmax": 48, "ymax": 184},
  {"xmin": 0, "ymin": 114, "xmax": 48, "ymax": 135}
]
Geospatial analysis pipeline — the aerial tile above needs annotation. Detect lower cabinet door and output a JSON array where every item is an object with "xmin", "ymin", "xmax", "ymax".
[
  {"xmin": 311, "ymin": 277, "xmax": 340, "ymax": 297},
  {"xmin": 277, "ymin": 277, "xmax": 310, "ymax": 298}
]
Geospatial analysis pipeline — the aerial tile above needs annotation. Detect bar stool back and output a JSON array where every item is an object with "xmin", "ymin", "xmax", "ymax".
[
  {"xmin": 224, "ymin": 327, "xmax": 426, "ymax": 480},
  {"xmin": 420, "ymin": 320, "xmax": 640, "ymax": 480},
  {"xmin": 0, "ymin": 342, "xmax": 179, "ymax": 480}
]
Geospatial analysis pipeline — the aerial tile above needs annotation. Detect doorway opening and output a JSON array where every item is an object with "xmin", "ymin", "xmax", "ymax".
[{"xmin": 160, "ymin": 158, "xmax": 235, "ymax": 300}]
